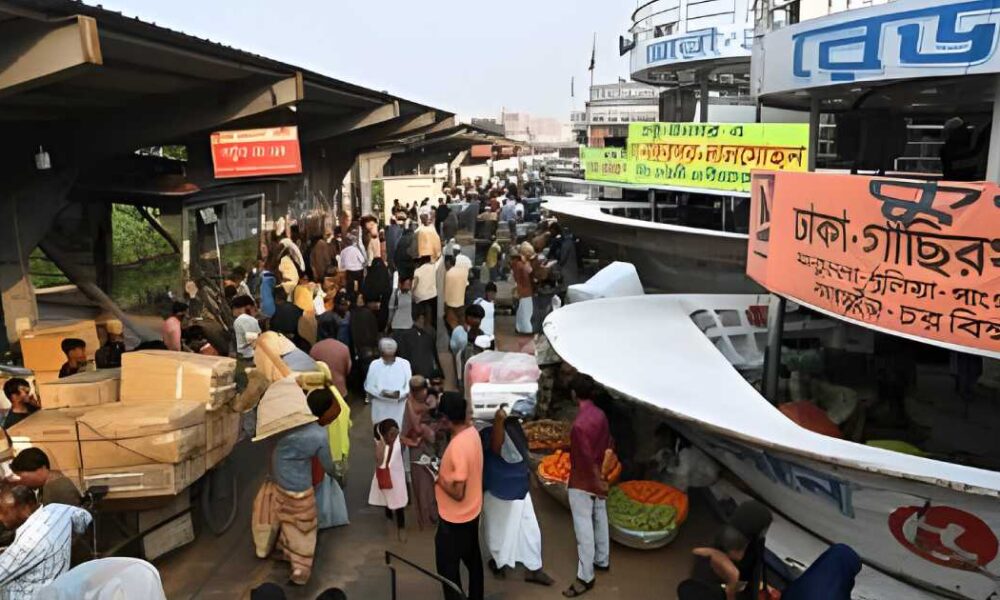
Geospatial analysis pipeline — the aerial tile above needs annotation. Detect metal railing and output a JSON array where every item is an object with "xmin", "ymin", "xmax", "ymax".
[
  {"xmin": 755, "ymin": 0, "xmax": 896, "ymax": 34},
  {"xmin": 630, "ymin": 0, "xmax": 682, "ymax": 39},
  {"xmin": 385, "ymin": 551, "xmax": 467, "ymax": 600}
]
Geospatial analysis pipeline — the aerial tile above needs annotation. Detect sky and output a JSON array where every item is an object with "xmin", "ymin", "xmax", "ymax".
[{"xmin": 95, "ymin": 0, "xmax": 636, "ymax": 122}]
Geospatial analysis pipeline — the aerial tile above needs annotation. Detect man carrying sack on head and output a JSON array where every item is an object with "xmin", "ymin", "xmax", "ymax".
[{"xmin": 251, "ymin": 374, "xmax": 341, "ymax": 585}]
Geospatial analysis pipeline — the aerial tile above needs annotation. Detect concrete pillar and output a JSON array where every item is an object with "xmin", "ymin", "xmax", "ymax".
[
  {"xmin": 808, "ymin": 95, "xmax": 821, "ymax": 171},
  {"xmin": 699, "ymin": 73, "xmax": 710, "ymax": 123},
  {"xmin": 762, "ymin": 294, "xmax": 787, "ymax": 402},
  {"xmin": 356, "ymin": 151, "xmax": 392, "ymax": 217},
  {"xmin": 985, "ymin": 75, "xmax": 1000, "ymax": 183},
  {"xmin": 0, "ymin": 171, "xmax": 76, "ymax": 343}
]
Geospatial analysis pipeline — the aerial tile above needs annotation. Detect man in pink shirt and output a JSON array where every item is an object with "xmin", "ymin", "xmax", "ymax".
[
  {"xmin": 309, "ymin": 338, "xmax": 351, "ymax": 398},
  {"xmin": 161, "ymin": 301, "xmax": 187, "ymax": 352},
  {"xmin": 434, "ymin": 392, "xmax": 484, "ymax": 600},
  {"xmin": 563, "ymin": 373, "xmax": 612, "ymax": 598}
]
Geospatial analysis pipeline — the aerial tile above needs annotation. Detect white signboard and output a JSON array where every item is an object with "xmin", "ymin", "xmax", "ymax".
[
  {"xmin": 632, "ymin": 23, "xmax": 753, "ymax": 75},
  {"xmin": 756, "ymin": 0, "xmax": 1000, "ymax": 97}
]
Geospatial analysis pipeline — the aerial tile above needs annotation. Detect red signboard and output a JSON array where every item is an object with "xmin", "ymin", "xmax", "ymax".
[
  {"xmin": 470, "ymin": 144, "xmax": 493, "ymax": 159},
  {"xmin": 210, "ymin": 126, "xmax": 303, "ymax": 179}
]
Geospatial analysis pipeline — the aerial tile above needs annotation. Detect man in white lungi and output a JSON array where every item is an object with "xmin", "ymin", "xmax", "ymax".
[
  {"xmin": 364, "ymin": 338, "xmax": 411, "ymax": 429},
  {"xmin": 479, "ymin": 406, "xmax": 553, "ymax": 586}
]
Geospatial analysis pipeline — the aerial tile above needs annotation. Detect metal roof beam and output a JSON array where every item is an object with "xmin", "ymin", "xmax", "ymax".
[
  {"xmin": 0, "ymin": 15, "xmax": 102, "ymax": 98},
  {"xmin": 302, "ymin": 101, "xmax": 399, "ymax": 142},
  {"xmin": 66, "ymin": 73, "xmax": 303, "ymax": 161}
]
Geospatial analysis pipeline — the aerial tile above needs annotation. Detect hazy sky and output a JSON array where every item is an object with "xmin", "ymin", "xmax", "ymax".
[{"xmin": 96, "ymin": 0, "xmax": 635, "ymax": 121}]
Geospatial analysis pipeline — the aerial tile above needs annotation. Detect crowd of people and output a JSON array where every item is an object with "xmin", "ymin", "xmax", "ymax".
[{"xmin": 0, "ymin": 170, "xmax": 865, "ymax": 600}]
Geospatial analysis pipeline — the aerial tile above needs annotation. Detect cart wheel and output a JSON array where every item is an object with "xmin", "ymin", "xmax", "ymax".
[{"xmin": 200, "ymin": 458, "xmax": 238, "ymax": 535}]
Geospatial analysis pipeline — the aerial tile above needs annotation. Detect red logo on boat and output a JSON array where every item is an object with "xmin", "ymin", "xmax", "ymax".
[{"xmin": 888, "ymin": 505, "xmax": 998, "ymax": 571}]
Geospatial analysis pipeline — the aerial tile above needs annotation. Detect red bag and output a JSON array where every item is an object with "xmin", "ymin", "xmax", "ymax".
[
  {"xmin": 311, "ymin": 456, "xmax": 324, "ymax": 487},
  {"xmin": 376, "ymin": 442, "xmax": 394, "ymax": 490}
]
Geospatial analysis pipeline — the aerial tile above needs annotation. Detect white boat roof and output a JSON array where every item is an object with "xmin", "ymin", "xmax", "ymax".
[
  {"xmin": 542, "ymin": 294, "xmax": 1000, "ymax": 497},
  {"xmin": 542, "ymin": 195, "xmax": 748, "ymax": 241},
  {"xmin": 548, "ymin": 176, "xmax": 752, "ymax": 199}
]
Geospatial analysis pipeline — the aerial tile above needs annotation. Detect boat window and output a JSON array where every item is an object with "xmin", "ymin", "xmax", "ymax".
[{"xmin": 773, "ymin": 306, "xmax": 1000, "ymax": 471}]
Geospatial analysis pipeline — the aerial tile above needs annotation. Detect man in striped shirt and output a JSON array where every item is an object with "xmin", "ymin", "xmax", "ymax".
[{"xmin": 0, "ymin": 485, "xmax": 91, "ymax": 599}]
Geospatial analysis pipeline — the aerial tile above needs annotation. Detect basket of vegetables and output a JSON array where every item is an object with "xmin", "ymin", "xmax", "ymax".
[
  {"xmin": 607, "ymin": 481, "xmax": 689, "ymax": 550},
  {"xmin": 523, "ymin": 420, "xmax": 572, "ymax": 454},
  {"xmin": 535, "ymin": 450, "xmax": 571, "ymax": 508}
]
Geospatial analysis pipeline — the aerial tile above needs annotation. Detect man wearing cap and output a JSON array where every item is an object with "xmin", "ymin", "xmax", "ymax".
[
  {"xmin": 363, "ymin": 338, "xmax": 412, "ymax": 429},
  {"xmin": 95, "ymin": 320, "xmax": 126, "ymax": 368}
]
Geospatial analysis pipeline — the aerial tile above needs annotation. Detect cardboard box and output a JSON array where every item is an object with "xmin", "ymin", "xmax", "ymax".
[
  {"xmin": 75, "ymin": 402, "xmax": 206, "ymax": 468},
  {"xmin": 38, "ymin": 369, "xmax": 120, "ymax": 409},
  {"xmin": 32, "ymin": 371, "xmax": 60, "ymax": 387},
  {"xmin": 142, "ymin": 511, "xmax": 195, "ymax": 561},
  {"xmin": 20, "ymin": 320, "xmax": 100, "ymax": 373},
  {"xmin": 8, "ymin": 409, "xmax": 85, "ymax": 470},
  {"xmin": 205, "ymin": 409, "xmax": 241, "ymax": 469},
  {"xmin": 81, "ymin": 455, "xmax": 206, "ymax": 499},
  {"xmin": 121, "ymin": 351, "xmax": 236, "ymax": 409}
]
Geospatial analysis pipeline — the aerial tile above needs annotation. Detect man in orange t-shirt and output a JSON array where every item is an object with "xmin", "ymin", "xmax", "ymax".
[{"xmin": 434, "ymin": 392, "xmax": 484, "ymax": 600}]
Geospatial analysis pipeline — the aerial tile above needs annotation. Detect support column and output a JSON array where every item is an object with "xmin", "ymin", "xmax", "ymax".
[
  {"xmin": 0, "ymin": 171, "xmax": 76, "ymax": 343},
  {"xmin": 648, "ymin": 188, "xmax": 657, "ymax": 222},
  {"xmin": 985, "ymin": 75, "xmax": 1000, "ymax": 182},
  {"xmin": 808, "ymin": 95, "xmax": 821, "ymax": 171},
  {"xmin": 699, "ymin": 72, "xmax": 710, "ymax": 123},
  {"xmin": 762, "ymin": 295, "xmax": 787, "ymax": 402},
  {"xmin": 357, "ymin": 151, "xmax": 392, "ymax": 220}
]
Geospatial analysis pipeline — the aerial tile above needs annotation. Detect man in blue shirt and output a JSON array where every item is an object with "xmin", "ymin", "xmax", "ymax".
[
  {"xmin": 479, "ymin": 406, "xmax": 553, "ymax": 586},
  {"xmin": 254, "ymin": 388, "xmax": 340, "ymax": 586}
]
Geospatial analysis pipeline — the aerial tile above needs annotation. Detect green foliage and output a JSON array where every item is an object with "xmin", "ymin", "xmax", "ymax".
[
  {"xmin": 29, "ymin": 248, "xmax": 69, "ymax": 289},
  {"xmin": 112, "ymin": 205, "xmax": 173, "ymax": 265}
]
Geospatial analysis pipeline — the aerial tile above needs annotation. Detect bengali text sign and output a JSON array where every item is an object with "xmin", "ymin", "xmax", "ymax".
[
  {"xmin": 628, "ymin": 122, "xmax": 809, "ymax": 192},
  {"xmin": 211, "ymin": 126, "xmax": 303, "ymax": 179},
  {"xmin": 748, "ymin": 171, "xmax": 1000, "ymax": 355},
  {"xmin": 581, "ymin": 147, "xmax": 629, "ymax": 184}
]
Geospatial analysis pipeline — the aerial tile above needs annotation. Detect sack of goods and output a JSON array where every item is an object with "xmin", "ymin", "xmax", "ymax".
[
  {"xmin": 121, "ymin": 350, "xmax": 237, "ymax": 410},
  {"xmin": 38, "ymin": 369, "xmax": 120, "ymax": 410}
]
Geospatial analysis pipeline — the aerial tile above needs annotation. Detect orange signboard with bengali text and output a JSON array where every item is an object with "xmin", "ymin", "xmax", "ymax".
[
  {"xmin": 748, "ymin": 171, "xmax": 1000, "ymax": 355},
  {"xmin": 210, "ymin": 126, "xmax": 303, "ymax": 179}
]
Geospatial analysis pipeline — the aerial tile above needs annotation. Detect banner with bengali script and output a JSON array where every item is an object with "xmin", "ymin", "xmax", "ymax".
[
  {"xmin": 748, "ymin": 171, "xmax": 1000, "ymax": 355},
  {"xmin": 210, "ymin": 126, "xmax": 303, "ymax": 179},
  {"xmin": 581, "ymin": 147, "xmax": 629, "ymax": 184},
  {"xmin": 628, "ymin": 122, "xmax": 809, "ymax": 193}
]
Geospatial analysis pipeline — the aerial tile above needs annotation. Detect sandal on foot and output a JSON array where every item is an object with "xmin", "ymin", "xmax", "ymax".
[
  {"xmin": 562, "ymin": 578, "xmax": 594, "ymax": 597},
  {"xmin": 594, "ymin": 563, "xmax": 610, "ymax": 572}
]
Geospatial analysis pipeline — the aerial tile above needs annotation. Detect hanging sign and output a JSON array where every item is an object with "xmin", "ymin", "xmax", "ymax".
[
  {"xmin": 628, "ymin": 122, "xmax": 809, "ymax": 192},
  {"xmin": 210, "ymin": 126, "xmax": 303, "ymax": 179},
  {"xmin": 748, "ymin": 171, "xmax": 1000, "ymax": 355},
  {"xmin": 581, "ymin": 147, "xmax": 629, "ymax": 184}
]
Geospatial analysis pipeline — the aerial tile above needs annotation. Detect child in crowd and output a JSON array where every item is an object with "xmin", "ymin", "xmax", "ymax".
[{"xmin": 369, "ymin": 418, "xmax": 408, "ymax": 542}]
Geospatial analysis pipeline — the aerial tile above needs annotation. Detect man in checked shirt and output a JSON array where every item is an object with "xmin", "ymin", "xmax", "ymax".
[{"xmin": 0, "ymin": 484, "xmax": 91, "ymax": 598}]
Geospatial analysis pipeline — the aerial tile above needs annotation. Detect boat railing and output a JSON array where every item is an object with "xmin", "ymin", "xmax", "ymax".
[
  {"xmin": 630, "ymin": 0, "xmax": 682, "ymax": 40},
  {"xmin": 754, "ymin": 0, "xmax": 897, "ymax": 35}
]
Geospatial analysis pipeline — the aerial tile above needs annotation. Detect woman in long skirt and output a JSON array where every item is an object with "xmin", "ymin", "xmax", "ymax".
[{"xmin": 399, "ymin": 376, "xmax": 439, "ymax": 529}]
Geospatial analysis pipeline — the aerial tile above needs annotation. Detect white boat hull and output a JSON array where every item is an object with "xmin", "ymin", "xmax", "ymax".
[
  {"xmin": 543, "ymin": 294, "xmax": 1000, "ymax": 599},
  {"xmin": 543, "ymin": 196, "xmax": 759, "ymax": 294}
]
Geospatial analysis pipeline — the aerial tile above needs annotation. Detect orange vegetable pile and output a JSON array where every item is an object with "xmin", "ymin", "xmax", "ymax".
[
  {"xmin": 537, "ymin": 449, "xmax": 571, "ymax": 483},
  {"xmin": 616, "ymin": 480, "xmax": 689, "ymax": 525}
]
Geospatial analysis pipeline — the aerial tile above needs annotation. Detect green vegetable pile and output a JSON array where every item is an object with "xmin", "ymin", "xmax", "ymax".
[{"xmin": 607, "ymin": 487, "xmax": 678, "ymax": 532}]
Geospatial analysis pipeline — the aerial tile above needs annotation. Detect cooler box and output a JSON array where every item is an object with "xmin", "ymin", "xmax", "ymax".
[
  {"xmin": 471, "ymin": 382, "xmax": 538, "ymax": 420},
  {"xmin": 38, "ymin": 369, "xmax": 120, "ymax": 409},
  {"xmin": 121, "ymin": 351, "xmax": 236, "ymax": 409}
]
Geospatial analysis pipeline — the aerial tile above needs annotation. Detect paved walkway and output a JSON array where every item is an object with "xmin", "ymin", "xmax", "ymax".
[{"xmin": 156, "ymin": 314, "xmax": 717, "ymax": 599}]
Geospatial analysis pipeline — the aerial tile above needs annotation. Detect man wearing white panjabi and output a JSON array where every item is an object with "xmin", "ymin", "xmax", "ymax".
[
  {"xmin": 364, "ymin": 338, "xmax": 412, "ymax": 428},
  {"xmin": 480, "ymin": 406, "xmax": 553, "ymax": 586}
]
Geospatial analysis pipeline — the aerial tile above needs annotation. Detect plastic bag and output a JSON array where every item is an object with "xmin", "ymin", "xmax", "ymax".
[{"xmin": 316, "ymin": 475, "xmax": 349, "ymax": 529}]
